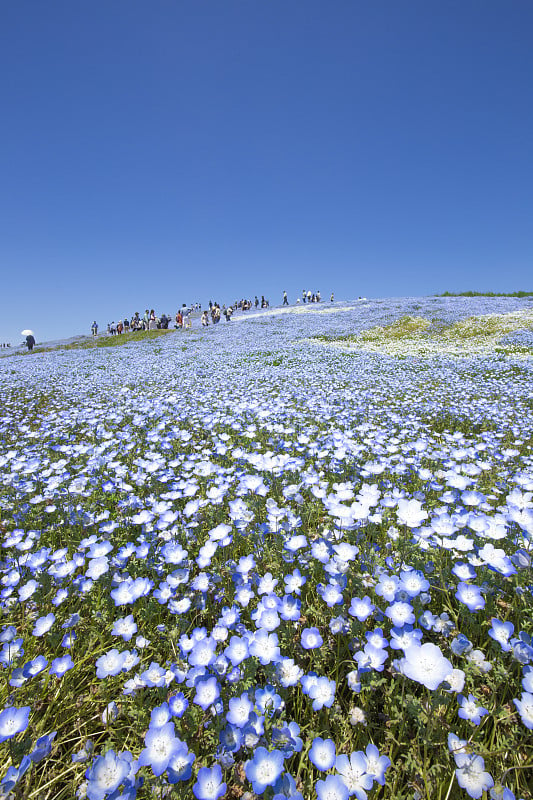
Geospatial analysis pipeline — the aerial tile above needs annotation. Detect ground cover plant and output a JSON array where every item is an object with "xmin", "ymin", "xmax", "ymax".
[
  {"xmin": 0, "ymin": 295, "xmax": 532, "ymax": 800},
  {"xmin": 315, "ymin": 305, "xmax": 533, "ymax": 359}
]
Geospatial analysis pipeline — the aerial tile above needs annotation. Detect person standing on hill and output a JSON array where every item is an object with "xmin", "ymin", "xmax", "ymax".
[
  {"xmin": 26, "ymin": 334, "xmax": 35, "ymax": 351},
  {"xmin": 283, "ymin": 291, "xmax": 289, "ymax": 305},
  {"xmin": 91, "ymin": 321, "xmax": 98, "ymax": 336}
]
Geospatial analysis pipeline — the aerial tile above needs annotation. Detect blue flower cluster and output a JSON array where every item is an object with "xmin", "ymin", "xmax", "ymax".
[{"xmin": 0, "ymin": 295, "xmax": 532, "ymax": 799}]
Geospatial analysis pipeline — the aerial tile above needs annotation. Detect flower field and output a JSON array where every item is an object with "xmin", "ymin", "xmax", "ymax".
[{"xmin": 1, "ymin": 295, "xmax": 532, "ymax": 800}]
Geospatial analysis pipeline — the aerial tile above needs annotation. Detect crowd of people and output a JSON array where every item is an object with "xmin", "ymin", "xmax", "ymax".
[
  {"xmin": 95, "ymin": 290, "xmax": 330, "ymax": 337},
  {"xmin": 102, "ymin": 306, "xmax": 199, "ymax": 336}
]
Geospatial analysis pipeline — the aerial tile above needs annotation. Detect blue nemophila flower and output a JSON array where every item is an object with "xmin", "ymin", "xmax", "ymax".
[
  {"xmin": 138, "ymin": 721, "xmax": 181, "ymax": 777},
  {"xmin": 255, "ymin": 607, "xmax": 281, "ymax": 631},
  {"xmin": 316, "ymin": 773, "xmax": 350, "ymax": 800},
  {"xmin": 510, "ymin": 632, "xmax": 533, "ymax": 665},
  {"xmin": 489, "ymin": 787, "xmax": 517, "ymax": 800},
  {"xmin": 272, "ymin": 770, "xmax": 304, "ymax": 799},
  {"xmin": 61, "ymin": 631, "xmax": 77, "ymax": 648},
  {"xmin": 193, "ymin": 764, "xmax": 226, "ymax": 799},
  {"xmin": 451, "ymin": 633, "xmax": 473, "ymax": 656},
  {"xmin": 309, "ymin": 677, "xmax": 336, "ymax": 711},
  {"xmin": 226, "ymin": 692, "xmax": 253, "ymax": 728},
  {"xmin": 398, "ymin": 569, "xmax": 429, "ymax": 598},
  {"xmin": 455, "ymin": 582, "xmax": 485, "ymax": 612},
  {"xmin": 317, "ymin": 582, "xmax": 343, "ymax": 607},
  {"xmin": 242, "ymin": 711, "xmax": 265, "ymax": 748},
  {"xmin": 0, "ymin": 756, "xmax": 31, "ymax": 797},
  {"xmin": 245, "ymin": 747, "xmax": 285, "ymax": 794},
  {"xmin": 52, "ymin": 588, "xmax": 69, "ymax": 606},
  {"xmin": 189, "ymin": 636, "xmax": 218, "ymax": 668},
  {"xmin": 167, "ymin": 740, "xmax": 196, "ymax": 783},
  {"xmin": 194, "ymin": 676, "xmax": 220, "ymax": 710},
  {"xmin": 513, "ymin": 691, "xmax": 533, "ymax": 729},
  {"xmin": 111, "ymin": 614, "xmax": 138, "ymax": 642},
  {"xmin": 522, "ymin": 666, "xmax": 533, "ymax": 693},
  {"xmin": 255, "ymin": 685, "xmax": 283, "ymax": 715},
  {"xmin": 49, "ymin": 654, "xmax": 74, "ymax": 678},
  {"xmin": 454, "ymin": 752, "xmax": 494, "ymax": 799},
  {"xmin": 346, "ymin": 669, "xmax": 361, "ymax": 693},
  {"xmin": 330, "ymin": 615, "xmax": 350, "ymax": 635},
  {"xmin": 477, "ymin": 543, "xmax": 516, "ymax": 577},
  {"xmin": 140, "ymin": 661, "xmax": 167, "ymax": 687},
  {"xmin": 309, "ymin": 737, "xmax": 336, "ymax": 771},
  {"xmin": 272, "ymin": 721, "xmax": 303, "ymax": 757},
  {"xmin": 257, "ymin": 571, "xmax": 279, "ymax": 594},
  {"xmin": 29, "ymin": 731, "xmax": 57, "ymax": 763},
  {"xmin": 389, "ymin": 625, "xmax": 423, "ymax": 651},
  {"xmin": 335, "ymin": 750, "xmax": 373, "ymax": 798},
  {"xmin": 363, "ymin": 743, "xmax": 390, "ymax": 786},
  {"xmin": 85, "ymin": 749, "xmax": 132, "ymax": 800},
  {"xmin": 249, "ymin": 629, "xmax": 281, "ymax": 665},
  {"xmin": 398, "ymin": 643, "xmax": 453, "ymax": 690},
  {"xmin": 0, "ymin": 638, "xmax": 24, "ymax": 665},
  {"xmin": 365, "ymin": 628, "xmax": 388, "ymax": 649},
  {"xmin": 354, "ymin": 643, "xmax": 388, "ymax": 673},
  {"xmin": 169, "ymin": 692, "xmax": 189, "ymax": 718},
  {"xmin": 224, "ymin": 635, "xmax": 250, "ymax": 665},
  {"xmin": 385, "ymin": 601, "xmax": 415, "ymax": 627},
  {"xmin": 443, "ymin": 668, "xmax": 466, "ymax": 693},
  {"xmin": 458, "ymin": 694, "xmax": 489, "ymax": 725},
  {"xmin": 32, "ymin": 613, "xmax": 56, "ymax": 636},
  {"xmin": 284, "ymin": 568, "xmax": 306, "ymax": 594},
  {"xmin": 279, "ymin": 594, "xmax": 301, "ymax": 621},
  {"xmin": 0, "ymin": 705, "xmax": 30, "ymax": 742},
  {"xmin": 452, "ymin": 561, "xmax": 477, "ymax": 581},
  {"xmin": 276, "ymin": 658, "xmax": 303, "ymax": 687},
  {"xmin": 301, "ymin": 627, "xmax": 323, "ymax": 650},
  {"xmin": 0, "ymin": 626, "xmax": 17, "ymax": 643},
  {"xmin": 396, "ymin": 498, "xmax": 428, "ymax": 527},
  {"xmin": 149, "ymin": 702, "xmax": 171, "ymax": 728},
  {"xmin": 22, "ymin": 655, "xmax": 48, "ymax": 678},
  {"xmin": 102, "ymin": 701, "xmax": 118, "ymax": 725},
  {"xmin": 9, "ymin": 667, "xmax": 26, "ymax": 688},
  {"xmin": 348, "ymin": 596, "xmax": 375, "ymax": 622},
  {"xmin": 72, "ymin": 740, "xmax": 95, "ymax": 764},
  {"xmin": 18, "ymin": 578, "xmax": 39, "ymax": 601},
  {"xmin": 86, "ymin": 556, "xmax": 109, "ymax": 580},
  {"xmin": 488, "ymin": 618, "xmax": 514, "ymax": 652},
  {"xmin": 96, "ymin": 649, "xmax": 127, "ymax": 679},
  {"xmin": 220, "ymin": 723, "xmax": 242, "ymax": 754}
]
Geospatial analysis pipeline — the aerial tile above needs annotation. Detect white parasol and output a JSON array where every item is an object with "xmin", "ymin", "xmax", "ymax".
[{"xmin": 21, "ymin": 329, "xmax": 34, "ymax": 336}]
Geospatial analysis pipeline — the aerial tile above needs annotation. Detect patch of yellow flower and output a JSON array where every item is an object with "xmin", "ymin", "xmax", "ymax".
[{"xmin": 323, "ymin": 310, "xmax": 533, "ymax": 358}]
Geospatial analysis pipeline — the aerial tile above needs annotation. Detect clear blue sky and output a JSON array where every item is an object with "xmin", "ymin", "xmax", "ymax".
[{"xmin": 1, "ymin": 1, "xmax": 532, "ymax": 343}]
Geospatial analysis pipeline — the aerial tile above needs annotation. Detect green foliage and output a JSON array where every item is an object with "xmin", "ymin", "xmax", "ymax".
[{"xmin": 438, "ymin": 291, "xmax": 533, "ymax": 298}]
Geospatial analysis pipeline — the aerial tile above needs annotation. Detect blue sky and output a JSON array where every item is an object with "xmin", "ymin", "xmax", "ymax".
[{"xmin": 1, "ymin": 1, "xmax": 532, "ymax": 343}]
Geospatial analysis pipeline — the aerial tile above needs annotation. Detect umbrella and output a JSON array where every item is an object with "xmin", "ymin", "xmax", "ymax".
[{"xmin": 21, "ymin": 329, "xmax": 34, "ymax": 336}]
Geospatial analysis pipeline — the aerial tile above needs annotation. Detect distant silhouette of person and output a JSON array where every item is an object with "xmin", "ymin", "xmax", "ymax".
[{"xmin": 26, "ymin": 334, "xmax": 35, "ymax": 351}]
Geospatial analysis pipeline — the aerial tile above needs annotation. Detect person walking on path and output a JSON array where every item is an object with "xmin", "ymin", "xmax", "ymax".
[
  {"xmin": 283, "ymin": 291, "xmax": 289, "ymax": 305},
  {"xmin": 26, "ymin": 334, "xmax": 35, "ymax": 351},
  {"xmin": 91, "ymin": 321, "xmax": 98, "ymax": 336}
]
